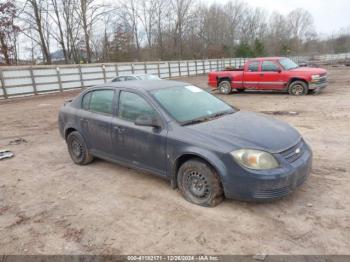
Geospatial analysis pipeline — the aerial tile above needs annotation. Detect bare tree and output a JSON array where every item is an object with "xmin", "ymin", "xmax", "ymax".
[
  {"xmin": 22, "ymin": 0, "xmax": 52, "ymax": 64},
  {"xmin": 119, "ymin": 0, "xmax": 142, "ymax": 60},
  {"xmin": 0, "ymin": 0, "xmax": 20, "ymax": 64},
  {"xmin": 171, "ymin": 0, "xmax": 193, "ymax": 58},
  {"xmin": 287, "ymin": 8, "xmax": 316, "ymax": 51},
  {"xmin": 76, "ymin": 0, "xmax": 109, "ymax": 63}
]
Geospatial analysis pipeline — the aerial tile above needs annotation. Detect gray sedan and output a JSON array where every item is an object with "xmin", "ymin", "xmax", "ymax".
[{"xmin": 58, "ymin": 80, "xmax": 312, "ymax": 207}]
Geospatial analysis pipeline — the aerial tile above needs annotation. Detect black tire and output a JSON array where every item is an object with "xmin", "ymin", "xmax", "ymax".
[
  {"xmin": 218, "ymin": 80, "xmax": 232, "ymax": 95},
  {"xmin": 288, "ymin": 81, "xmax": 308, "ymax": 96},
  {"xmin": 236, "ymin": 88, "xmax": 245, "ymax": 93},
  {"xmin": 66, "ymin": 131, "xmax": 94, "ymax": 165},
  {"xmin": 177, "ymin": 159, "xmax": 223, "ymax": 207}
]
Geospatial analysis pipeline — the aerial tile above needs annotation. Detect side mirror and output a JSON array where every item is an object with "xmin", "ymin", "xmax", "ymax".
[
  {"xmin": 135, "ymin": 114, "xmax": 161, "ymax": 128},
  {"xmin": 277, "ymin": 69, "xmax": 282, "ymax": 73}
]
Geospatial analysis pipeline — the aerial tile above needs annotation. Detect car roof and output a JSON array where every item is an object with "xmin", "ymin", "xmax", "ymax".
[
  {"xmin": 89, "ymin": 80, "xmax": 189, "ymax": 92},
  {"xmin": 115, "ymin": 74, "xmax": 154, "ymax": 77},
  {"xmin": 248, "ymin": 57, "xmax": 285, "ymax": 62}
]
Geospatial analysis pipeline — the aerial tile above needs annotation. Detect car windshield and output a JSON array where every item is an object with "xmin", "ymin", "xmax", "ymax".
[
  {"xmin": 137, "ymin": 75, "xmax": 161, "ymax": 80},
  {"xmin": 150, "ymin": 85, "xmax": 236, "ymax": 125},
  {"xmin": 279, "ymin": 58, "xmax": 299, "ymax": 70}
]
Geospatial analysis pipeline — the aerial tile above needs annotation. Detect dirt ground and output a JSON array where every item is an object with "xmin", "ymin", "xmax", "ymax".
[{"xmin": 0, "ymin": 66, "xmax": 350, "ymax": 255}]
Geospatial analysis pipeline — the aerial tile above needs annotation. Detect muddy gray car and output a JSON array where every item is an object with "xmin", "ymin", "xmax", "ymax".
[{"xmin": 58, "ymin": 80, "xmax": 312, "ymax": 207}]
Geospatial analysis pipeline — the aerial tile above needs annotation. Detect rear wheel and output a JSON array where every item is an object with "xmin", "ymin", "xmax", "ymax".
[
  {"xmin": 177, "ymin": 159, "xmax": 223, "ymax": 207},
  {"xmin": 288, "ymin": 81, "xmax": 308, "ymax": 96},
  {"xmin": 67, "ymin": 131, "xmax": 94, "ymax": 165},
  {"xmin": 218, "ymin": 80, "xmax": 232, "ymax": 95}
]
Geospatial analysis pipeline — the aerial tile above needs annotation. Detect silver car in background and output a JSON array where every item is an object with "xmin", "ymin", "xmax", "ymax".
[{"xmin": 111, "ymin": 74, "xmax": 161, "ymax": 82}]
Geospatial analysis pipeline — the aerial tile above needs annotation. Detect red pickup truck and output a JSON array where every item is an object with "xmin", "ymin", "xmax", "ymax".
[{"xmin": 208, "ymin": 57, "xmax": 328, "ymax": 95}]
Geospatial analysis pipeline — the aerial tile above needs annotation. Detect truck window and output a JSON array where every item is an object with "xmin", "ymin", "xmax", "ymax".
[
  {"xmin": 247, "ymin": 61, "xmax": 259, "ymax": 72},
  {"xmin": 262, "ymin": 61, "xmax": 280, "ymax": 72}
]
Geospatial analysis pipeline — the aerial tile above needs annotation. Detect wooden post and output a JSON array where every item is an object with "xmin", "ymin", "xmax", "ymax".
[
  {"xmin": 144, "ymin": 62, "xmax": 148, "ymax": 74},
  {"xmin": 168, "ymin": 62, "xmax": 172, "ymax": 78},
  {"xmin": 216, "ymin": 59, "xmax": 219, "ymax": 70},
  {"xmin": 186, "ymin": 61, "xmax": 190, "ymax": 76},
  {"xmin": 209, "ymin": 60, "xmax": 212, "ymax": 71},
  {"xmin": 0, "ymin": 69, "xmax": 8, "ymax": 99},
  {"xmin": 195, "ymin": 61, "xmax": 198, "ymax": 75},
  {"xmin": 29, "ymin": 67, "xmax": 37, "ymax": 95},
  {"xmin": 78, "ymin": 65, "xmax": 84, "ymax": 88},
  {"xmin": 56, "ymin": 67, "xmax": 63, "ymax": 92},
  {"xmin": 131, "ymin": 64, "xmax": 135, "ymax": 74},
  {"xmin": 102, "ymin": 64, "xmax": 107, "ymax": 83},
  {"xmin": 157, "ymin": 63, "xmax": 161, "ymax": 77},
  {"xmin": 178, "ymin": 61, "xmax": 181, "ymax": 76},
  {"xmin": 115, "ymin": 64, "xmax": 119, "ymax": 76}
]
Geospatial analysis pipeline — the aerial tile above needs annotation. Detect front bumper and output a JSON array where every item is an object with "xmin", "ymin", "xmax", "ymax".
[
  {"xmin": 223, "ymin": 144, "xmax": 313, "ymax": 201},
  {"xmin": 309, "ymin": 81, "xmax": 328, "ymax": 93}
]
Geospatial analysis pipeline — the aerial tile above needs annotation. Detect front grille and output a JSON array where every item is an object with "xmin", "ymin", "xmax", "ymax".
[
  {"xmin": 253, "ymin": 186, "xmax": 291, "ymax": 199},
  {"xmin": 280, "ymin": 139, "xmax": 306, "ymax": 163}
]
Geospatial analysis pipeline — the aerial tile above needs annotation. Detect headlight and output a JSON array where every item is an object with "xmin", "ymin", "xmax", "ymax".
[
  {"xmin": 311, "ymin": 74, "xmax": 320, "ymax": 81},
  {"xmin": 231, "ymin": 149, "xmax": 279, "ymax": 170}
]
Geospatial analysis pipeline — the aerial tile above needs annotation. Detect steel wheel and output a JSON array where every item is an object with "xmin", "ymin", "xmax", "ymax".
[
  {"xmin": 184, "ymin": 170, "xmax": 211, "ymax": 200},
  {"xmin": 177, "ymin": 159, "xmax": 223, "ymax": 207},
  {"xmin": 218, "ymin": 80, "xmax": 232, "ymax": 95},
  {"xmin": 288, "ymin": 81, "xmax": 308, "ymax": 96},
  {"xmin": 67, "ymin": 131, "xmax": 94, "ymax": 165}
]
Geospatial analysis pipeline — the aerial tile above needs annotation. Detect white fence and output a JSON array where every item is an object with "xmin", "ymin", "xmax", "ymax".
[
  {"xmin": 0, "ymin": 58, "xmax": 248, "ymax": 99},
  {"xmin": 1, "ymin": 52, "xmax": 349, "ymax": 99}
]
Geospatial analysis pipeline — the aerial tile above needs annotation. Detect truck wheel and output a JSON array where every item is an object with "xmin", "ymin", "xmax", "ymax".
[
  {"xmin": 67, "ymin": 131, "xmax": 94, "ymax": 165},
  {"xmin": 218, "ymin": 80, "xmax": 232, "ymax": 95},
  {"xmin": 177, "ymin": 159, "xmax": 223, "ymax": 207},
  {"xmin": 288, "ymin": 81, "xmax": 308, "ymax": 96}
]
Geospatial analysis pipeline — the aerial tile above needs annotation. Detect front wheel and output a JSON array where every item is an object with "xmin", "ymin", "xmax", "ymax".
[
  {"xmin": 218, "ymin": 80, "xmax": 232, "ymax": 95},
  {"xmin": 288, "ymin": 81, "xmax": 308, "ymax": 96},
  {"xmin": 177, "ymin": 159, "xmax": 223, "ymax": 207}
]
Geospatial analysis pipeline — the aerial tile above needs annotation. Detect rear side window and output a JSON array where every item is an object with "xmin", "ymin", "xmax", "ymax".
[
  {"xmin": 248, "ymin": 61, "xmax": 259, "ymax": 72},
  {"xmin": 118, "ymin": 91, "xmax": 156, "ymax": 122},
  {"xmin": 89, "ymin": 90, "xmax": 114, "ymax": 115},
  {"xmin": 262, "ymin": 61, "xmax": 280, "ymax": 72},
  {"xmin": 82, "ymin": 92, "xmax": 91, "ymax": 110}
]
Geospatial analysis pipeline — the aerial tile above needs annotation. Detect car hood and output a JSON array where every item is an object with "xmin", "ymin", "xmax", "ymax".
[
  {"xmin": 182, "ymin": 111, "xmax": 301, "ymax": 153},
  {"xmin": 290, "ymin": 67, "xmax": 327, "ymax": 74}
]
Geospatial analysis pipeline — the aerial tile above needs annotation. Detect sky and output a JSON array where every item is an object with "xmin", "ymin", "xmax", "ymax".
[{"xmin": 217, "ymin": 0, "xmax": 350, "ymax": 36}]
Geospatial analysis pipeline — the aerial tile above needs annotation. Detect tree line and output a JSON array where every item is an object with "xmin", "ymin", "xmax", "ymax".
[{"xmin": 1, "ymin": 0, "xmax": 350, "ymax": 65}]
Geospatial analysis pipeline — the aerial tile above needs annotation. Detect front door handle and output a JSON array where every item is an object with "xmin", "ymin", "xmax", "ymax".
[
  {"xmin": 113, "ymin": 126, "xmax": 126, "ymax": 134},
  {"xmin": 260, "ymin": 73, "xmax": 264, "ymax": 77}
]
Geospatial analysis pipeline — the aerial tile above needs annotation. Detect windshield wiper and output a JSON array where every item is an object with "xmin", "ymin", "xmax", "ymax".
[
  {"xmin": 210, "ymin": 110, "xmax": 233, "ymax": 118},
  {"xmin": 181, "ymin": 117, "xmax": 211, "ymax": 126},
  {"xmin": 181, "ymin": 110, "xmax": 234, "ymax": 126}
]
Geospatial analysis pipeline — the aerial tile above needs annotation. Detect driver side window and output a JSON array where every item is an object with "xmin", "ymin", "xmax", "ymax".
[
  {"xmin": 262, "ymin": 61, "xmax": 280, "ymax": 72},
  {"xmin": 118, "ymin": 91, "xmax": 156, "ymax": 122}
]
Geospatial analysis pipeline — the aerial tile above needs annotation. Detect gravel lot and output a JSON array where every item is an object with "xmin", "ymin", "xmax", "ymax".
[{"xmin": 0, "ymin": 66, "xmax": 349, "ymax": 255}]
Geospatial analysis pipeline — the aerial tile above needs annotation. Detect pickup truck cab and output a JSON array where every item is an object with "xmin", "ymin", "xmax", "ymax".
[{"xmin": 208, "ymin": 57, "xmax": 328, "ymax": 95}]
